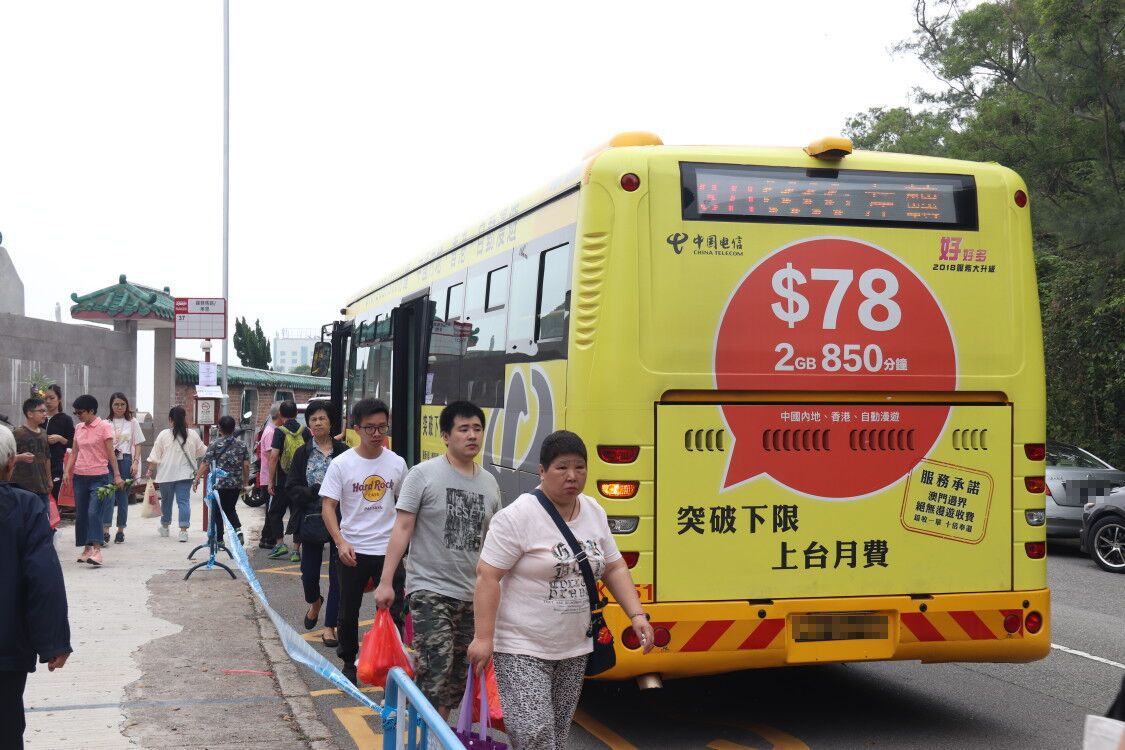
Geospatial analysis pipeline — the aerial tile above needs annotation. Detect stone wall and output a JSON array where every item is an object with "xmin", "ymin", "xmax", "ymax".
[{"xmin": 0, "ymin": 313, "xmax": 136, "ymax": 426}]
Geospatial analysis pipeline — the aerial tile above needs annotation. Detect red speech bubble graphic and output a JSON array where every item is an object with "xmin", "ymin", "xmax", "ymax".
[{"xmin": 715, "ymin": 238, "xmax": 956, "ymax": 497}]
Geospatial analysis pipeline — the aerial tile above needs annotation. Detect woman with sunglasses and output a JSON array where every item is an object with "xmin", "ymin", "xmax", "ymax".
[{"xmin": 61, "ymin": 394, "xmax": 122, "ymax": 567}]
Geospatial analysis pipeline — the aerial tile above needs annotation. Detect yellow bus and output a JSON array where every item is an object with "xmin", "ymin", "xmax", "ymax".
[{"xmin": 327, "ymin": 132, "xmax": 1050, "ymax": 683}]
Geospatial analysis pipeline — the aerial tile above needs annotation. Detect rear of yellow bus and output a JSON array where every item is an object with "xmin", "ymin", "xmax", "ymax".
[{"xmin": 566, "ymin": 137, "xmax": 1050, "ymax": 681}]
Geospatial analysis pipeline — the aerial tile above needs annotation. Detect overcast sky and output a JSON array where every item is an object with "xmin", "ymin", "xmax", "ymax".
[{"xmin": 0, "ymin": 1, "xmax": 933, "ymax": 411}]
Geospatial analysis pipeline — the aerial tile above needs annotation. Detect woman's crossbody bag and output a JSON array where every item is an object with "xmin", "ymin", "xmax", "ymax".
[{"xmin": 533, "ymin": 489, "xmax": 617, "ymax": 676}]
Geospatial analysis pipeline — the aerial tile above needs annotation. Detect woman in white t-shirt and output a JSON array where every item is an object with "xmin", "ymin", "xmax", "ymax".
[
  {"xmin": 145, "ymin": 406, "xmax": 206, "ymax": 543},
  {"xmin": 468, "ymin": 431, "xmax": 654, "ymax": 750},
  {"xmin": 101, "ymin": 392, "xmax": 145, "ymax": 544}
]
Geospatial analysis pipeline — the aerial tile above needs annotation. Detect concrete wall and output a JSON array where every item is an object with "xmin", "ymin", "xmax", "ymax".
[
  {"xmin": 0, "ymin": 247, "xmax": 26, "ymax": 316},
  {"xmin": 0, "ymin": 313, "xmax": 136, "ymax": 424}
]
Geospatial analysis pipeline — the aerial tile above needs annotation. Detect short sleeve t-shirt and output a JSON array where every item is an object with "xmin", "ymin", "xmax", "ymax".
[
  {"xmin": 480, "ymin": 492, "xmax": 622, "ymax": 660},
  {"xmin": 203, "ymin": 436, "xmax": 250, "ymax": 489},
  {"xmin": 73, "ymin": 418, "xmax": 115, "ymax": 477},
  {"xmin": 11, "ymin": 427, "xmax": 51, "ymax": 494},
  {"xmin": 396, "ymin": 455, "xmax": 503, "ymax": 601},
  {"xmin": 109, "ymin": 417, "xmax": 145, "ymax": 458},
  {"xmin": 319, "ymin": 448, "xmax": 407, "ymax": 555}
]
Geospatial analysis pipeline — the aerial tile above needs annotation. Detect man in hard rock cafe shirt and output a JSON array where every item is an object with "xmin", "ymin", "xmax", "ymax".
[{"xmin": 320, "ymin": 397, "xmax": 407, "ymax": 685}]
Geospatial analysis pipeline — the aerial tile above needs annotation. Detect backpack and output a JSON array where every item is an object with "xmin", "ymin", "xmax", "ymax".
[{"xmin": 278, "ymin": 424, "xmax": 307, "ymax": 474}]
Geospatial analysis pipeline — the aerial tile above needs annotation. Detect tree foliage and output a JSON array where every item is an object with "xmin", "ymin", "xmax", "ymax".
[
  {"xmin": 232, "ymin": 316, "xmax": 272, "ymax": 370},
  {"xmin": 845, "ymin": 0, "xmax": 1124, "ymax": 466}
]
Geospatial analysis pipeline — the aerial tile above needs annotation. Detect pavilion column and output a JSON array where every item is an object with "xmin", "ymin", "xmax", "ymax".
[
  {"xmin": 154, "ymin": 326, "xmax": 175, "ymax": 423},
  {"xmin": 112, "ymin": 320, "xmax": 139, "ymax": 401}
]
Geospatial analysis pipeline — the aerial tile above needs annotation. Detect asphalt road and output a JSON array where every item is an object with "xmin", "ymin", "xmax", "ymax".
[{"xmin": 250, "ymin": 538, "xmax": 1124, "ymax": 749}]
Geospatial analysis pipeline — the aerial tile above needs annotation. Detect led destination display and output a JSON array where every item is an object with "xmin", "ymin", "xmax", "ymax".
[{"xmin": 681, "ymin": 163, "xmax": 978, "ymax": 229}]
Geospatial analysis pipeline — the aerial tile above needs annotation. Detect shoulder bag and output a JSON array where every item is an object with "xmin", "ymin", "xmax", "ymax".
[
  {"xmin": 176, "ymin": 434, "xmax": 199, "ymax": 475},
  {"xmin": 533, "ymin": 489, "xmax": 616, "ymax": 676}
]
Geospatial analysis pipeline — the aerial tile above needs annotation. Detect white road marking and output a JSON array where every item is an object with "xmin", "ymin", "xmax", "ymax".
[{"xmin": 1052, "ymin": 643, "xmax": 1125, "ymax": 671}]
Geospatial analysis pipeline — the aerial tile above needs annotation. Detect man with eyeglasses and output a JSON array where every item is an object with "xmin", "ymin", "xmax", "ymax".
[
  {"xmin": 320, "ymin": 397, "xmax": 407, "ymax": 685},
  {"xmin": 11, "ymin": 398, "xmax": 52, "ymax": 513}
]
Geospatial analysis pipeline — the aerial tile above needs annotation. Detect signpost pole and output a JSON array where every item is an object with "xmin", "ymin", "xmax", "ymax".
[{"xmin": 220, "ymin": 0, "xmax": 230, "ymax": 416}]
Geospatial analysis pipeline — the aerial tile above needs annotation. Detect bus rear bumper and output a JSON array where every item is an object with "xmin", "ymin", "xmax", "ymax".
[{"xmin": 597, "ymin": 588, "xmax": 1051, "ymax": 681}]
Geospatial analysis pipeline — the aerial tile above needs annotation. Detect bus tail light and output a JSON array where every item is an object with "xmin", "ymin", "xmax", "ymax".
[
  {"xmin": 621, "ymin": 551, "xmax": 639, "ymax": 568},
  {"xmin": 598, "ymin": 445, "xmax": 640, "ymax": 464},
  {"xmin": 1025, "ymin": 611, "xmax": 1043, "ymax": 634},
  {"xmin": 1024, "ymin": 443, "xmax": 1045, "ymax": 461},
  {"xmin": 1003, "ymin": 613, "xmax": 1022, "ymax": 634},
  {"xmin": 621, "ymin": 625, "xmax": 672, "ymax": 650},
  {"xmin": 1014, "ymin": 189, "xmax": 1028, "ymax": 208},
  {"xmin": 1024, "ymin": 509, "xmax": 1045, "ymax": 526},
  {"xmin": 599, "ymin": 481, "xmax": 639, "ymax": 499},
  {"xmin": 1025, "ymin": 541, "xmax": 1046, "ymax": 559},
  {"xmin": 620, "ymin": 173, "xmax": 641, "ymax": 192},
  {"xmin": 1024, "ymin": 477, "xmax": 1046, "ymax": 493}
]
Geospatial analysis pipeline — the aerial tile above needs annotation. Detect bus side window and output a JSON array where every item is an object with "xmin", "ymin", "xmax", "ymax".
[
  {"xmin": 462, "ymin": 257, "xmax": 511, "ymax": 407},
  {"xmin": 507, "ymin": 244, "xmax": 537, "ymax": 353},
  {"xmin": 428, "ymin": 278, "xmax": 466, "ymax": 406},
  {"xmin": 536, "ymin": 244, "xmax": 571, "ymax": 356}
]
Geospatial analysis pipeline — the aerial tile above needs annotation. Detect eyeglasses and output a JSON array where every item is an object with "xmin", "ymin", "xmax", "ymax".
[
  {"xmin": 32, "ymin": 408, "xmax": 48, "ymax": 413},
  {"xmin": 356, "ymin": 423, "xmax": 391, "ymax": 435}
]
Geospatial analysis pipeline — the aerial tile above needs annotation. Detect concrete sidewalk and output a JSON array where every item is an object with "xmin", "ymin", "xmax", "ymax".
[{"xmin": 23, "ymin": 487, "xmax": 335, "ymax": 749}]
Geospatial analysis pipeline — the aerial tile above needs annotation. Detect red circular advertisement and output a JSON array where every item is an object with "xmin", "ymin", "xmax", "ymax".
[{"xmin": 715, "ymin": 238, "xmax": 957, "ymax": 498}]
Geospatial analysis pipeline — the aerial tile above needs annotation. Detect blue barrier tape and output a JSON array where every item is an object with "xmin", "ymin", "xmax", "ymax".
[{"xmin": 217, "ymin": 506, "xmax": 384, "ymax": 713}]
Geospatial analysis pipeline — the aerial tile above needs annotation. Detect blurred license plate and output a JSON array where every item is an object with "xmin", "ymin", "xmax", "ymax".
[{"xmin": 792, "ymin": 613, "xmax": 889, "ymax": 642}]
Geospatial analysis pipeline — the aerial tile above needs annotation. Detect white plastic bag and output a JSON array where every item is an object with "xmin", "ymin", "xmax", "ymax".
[
  {"xmin": 1083, "ymin": 715, "xmax": 1125, "ymax": 750},
  {"xmin": 141, "ymin": 481, "xmax": 161, "ymax": 519}
]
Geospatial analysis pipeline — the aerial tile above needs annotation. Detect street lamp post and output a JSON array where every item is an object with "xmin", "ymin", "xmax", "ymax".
[{"xmin": 220, "ymin": 0, "xmax": 230, "ymax": 415}]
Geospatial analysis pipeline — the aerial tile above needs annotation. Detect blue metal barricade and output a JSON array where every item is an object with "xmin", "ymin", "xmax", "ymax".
[{"xmin": 382, "ymin": 667, "xmax": 464, "ymax": 750}]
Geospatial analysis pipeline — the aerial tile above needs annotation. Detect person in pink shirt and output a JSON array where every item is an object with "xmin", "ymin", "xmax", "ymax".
[
  {"xmin": 61, "ymin": 394, "xmax": 122, "ymax": 567},
  {"xmin": 256, "ymin": 404, "xmax": 281, "ymax": 548}
]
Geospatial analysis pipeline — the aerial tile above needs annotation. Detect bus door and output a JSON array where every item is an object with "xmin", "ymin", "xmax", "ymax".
[
  {"xmin": 320, "ymin": 320, "xmax": 351, "ymax": 437},
  {"xmin": 390, "ymin": 294, "xmax": 432, "ymax": 466}
]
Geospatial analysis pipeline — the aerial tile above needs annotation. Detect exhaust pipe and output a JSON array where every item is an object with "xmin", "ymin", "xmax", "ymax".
[{"xmin": 635, "ymin": 672, "xmax": 663, "ymax": 690}]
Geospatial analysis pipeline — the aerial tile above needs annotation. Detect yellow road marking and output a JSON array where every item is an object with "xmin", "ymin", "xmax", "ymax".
[
  {"xmin": 333, "ymin": 706, "xmax": 380, "ymax": 750},
  {"xmin": 681, "ymin": 715, "xmax": 809, "ymax": 750},
  {"xmin": 301, "ymin": 618, "xmax": 374, "ymax": 642},
  {"xmin": 311, "ymin": 685, "xmax": 383, "ymax": 697},
  {"xmin": 573, "ymin": 707, "xmax": 639, "ymax": 750}
]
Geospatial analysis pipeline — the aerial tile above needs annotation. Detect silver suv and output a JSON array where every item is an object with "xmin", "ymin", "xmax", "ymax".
[{"xmin": 1046, "ymin": 440, "xmax": 1124, "ymax": 539}]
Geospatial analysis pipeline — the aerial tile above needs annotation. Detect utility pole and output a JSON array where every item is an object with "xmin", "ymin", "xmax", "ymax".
[{"xmin": 220, "ymin": 0, "xmax": 230, "ymax": 415}]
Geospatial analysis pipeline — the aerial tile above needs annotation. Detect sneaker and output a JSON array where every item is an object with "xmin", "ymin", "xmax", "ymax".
[
  {"xmin": 258, "ymin": 538, "xmax": 275, "ymax": 550},
  {"xmin": 267, "ymin": 543, "xmax": 290, "ymax": 560},
  {"xmin": 77, "ymin": 546, "xmax": 91, "ymax": 563},
  {"xmin": 103, "ymin": 531, "xmax": 110, "ymax": 545},
  {"xmin": 179, "ymin": 529, "xmax": 189, "ymax": 543},
  {"xmin": 159, "ymin": 525, "xmax": 170, "ymax": 538},
  {"xmin": 86, "ymin": 547, "xmax": 103, "ymax": 566},
  {"xmin": 114, "ymin": 531, "xmax": 125, "ymax": 544},
  {"xmin": 290, "ymin": 550, "xmax": 301, "ymax": 562},
  {"xmin": 342, "ymin": 664, "xmax": 358, "ymax": 686}
]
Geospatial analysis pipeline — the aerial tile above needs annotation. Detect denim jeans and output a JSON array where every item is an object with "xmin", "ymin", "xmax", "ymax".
[
  {"xmin": 73, "ymin": 473, "xmax": 111, "ymax": 547},
  {"xmin": 158, "ymin": 479, "xmax": 192, "ymax": 528},
  {"xmin": 101, "ymin": 456, "xmax": 132, "ymax": 529}
]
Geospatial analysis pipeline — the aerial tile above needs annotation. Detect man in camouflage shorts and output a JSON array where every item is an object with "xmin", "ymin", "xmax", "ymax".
[{"xmin": 375, "ymin": 402, "xmax": 502, "ymax": 717}]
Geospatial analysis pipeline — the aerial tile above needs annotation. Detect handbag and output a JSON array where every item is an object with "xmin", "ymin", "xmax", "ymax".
[
  {"xmin": 533, "ymin": 489, "xmax": 617, "ymax": 677},
  {"xmin": 455, "ymin": 668, "xmax": 507, "ymax": 749},
  {"xmin": 297, "ymin": 482, "xmax": 331, "ymax": 545}
]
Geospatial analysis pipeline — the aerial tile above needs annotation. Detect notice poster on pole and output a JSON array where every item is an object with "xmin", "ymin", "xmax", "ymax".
[
  {"xmin": 199, "ymin": 362, "xmax": 218, "ymax": 387},
  {"xmin": 175, "ymin": 298, "xmax": 227, "ymax": 339}
]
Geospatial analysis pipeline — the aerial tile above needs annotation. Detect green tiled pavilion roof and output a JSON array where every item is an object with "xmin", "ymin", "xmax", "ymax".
[
  {"xmin": 175, "ymin": 358, "xmax": 329, "ymax": 391},
  {"xmin": 70, "ymin": 274, "xmax": 174, "ymax": 320}
]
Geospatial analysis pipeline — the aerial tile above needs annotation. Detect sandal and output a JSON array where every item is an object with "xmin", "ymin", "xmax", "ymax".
[
  {"xmin": 320, "ymin": 631, "xmax": 338, "ymax": 648},
  {"xmin": 303, "ymin": 596, "xmax": 323, "ymax": 630}
]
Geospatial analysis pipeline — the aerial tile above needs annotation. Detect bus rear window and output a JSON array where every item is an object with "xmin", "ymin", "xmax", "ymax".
[{"xmin": 681, "ymin": 163, "xmax": 978, "ymax": 230}]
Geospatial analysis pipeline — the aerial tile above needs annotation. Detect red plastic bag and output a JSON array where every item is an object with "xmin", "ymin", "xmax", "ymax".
[
  {"xmin": 471, "ymin": 661, "xmax": 505, "ymax": 733},
  {"xmin": 356, "ymin": 608, "xmax": 412, "ymax": 687}
]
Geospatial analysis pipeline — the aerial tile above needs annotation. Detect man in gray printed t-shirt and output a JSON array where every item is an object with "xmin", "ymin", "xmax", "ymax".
[{"xmin": 375, "ymin": 401, "xmax": 501, "ymax": 718}]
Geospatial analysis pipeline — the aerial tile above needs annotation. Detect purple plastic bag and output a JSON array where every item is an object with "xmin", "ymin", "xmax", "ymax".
[{"xmin": 454, "ymin": 668, "xmax": 507, "ymax": 749}]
